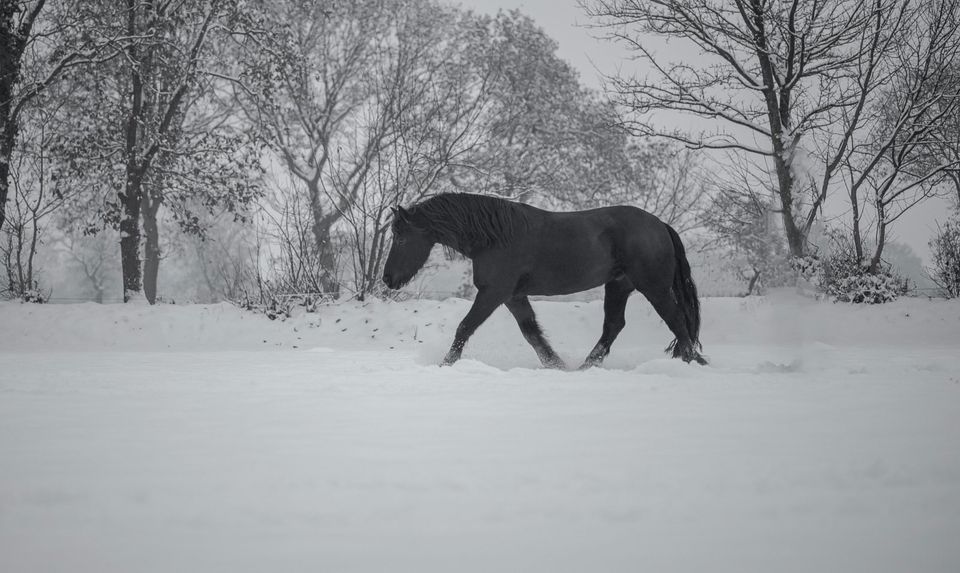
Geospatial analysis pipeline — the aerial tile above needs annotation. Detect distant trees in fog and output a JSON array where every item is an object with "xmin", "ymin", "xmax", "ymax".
[{"xmin": 2, "ymin": 0, "xmax": 958, "ymax": 302}]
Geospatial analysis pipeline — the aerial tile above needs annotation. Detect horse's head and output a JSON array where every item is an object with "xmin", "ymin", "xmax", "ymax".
[{"xmin": 383, "ymin": 206, "xmax": 434, "ymax": 290}]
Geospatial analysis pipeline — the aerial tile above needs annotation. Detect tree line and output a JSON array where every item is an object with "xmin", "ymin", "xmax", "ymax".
[{"xmin": 2, "ymin": 0, "xmax": 958, "ymax": 304}]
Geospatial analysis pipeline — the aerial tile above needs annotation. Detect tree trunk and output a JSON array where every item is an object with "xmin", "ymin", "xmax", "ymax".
[
  {"xmin": 773, "ymin": 158, "xmax": 805, "ymax": 258},
  {"xmin": 307, "ymin": 181, "xmax": 340, "ymax": 297},
  {"xmin": 119, "ymin": 180, "xmax": 142, "ymax": 302},
  {"xmin": 745, "ymin": 267, "xmax": 761, "ymax": 296},
  {"xmin": 851, "ymin": 187, "xmax": 864, "ymax": 263},
  {"xmin": 763, "ymin": 91, "xmax": 806, "ymax": 258},
  {"xmin": 3, "ymin": 233, "xmax": 12, "ymax": 292},
  {"xmin": 0, "ymin": 2, "xmax": 21, "ymax": 234},
  {"xmin": 312, "ymin": 220, "xmax": 340, "ymax": 297},
  {"xmin": 120, "ymin": 0, "xmax": 144, "ymax": 302},
  {"xmin": 0, "ymin": 136, "xmax": 12, "ymax": 234},
  {"xmin": 142, "ymin": 191, "xmax": 160, "ymax": 304},
  {"xmin": 868, "ymin": 207, "xmax": 888, "ymax": 274},
  {"xmin": 749, "ymin": 0, "xmax": 806, "ymax": 259},
  {"xmin": 0, "ymin": 69, "xmax": 19, "ymax": 234},
  {"xmin": 949, "ymin": 171, "xmax": 960, "ymax": 206}
]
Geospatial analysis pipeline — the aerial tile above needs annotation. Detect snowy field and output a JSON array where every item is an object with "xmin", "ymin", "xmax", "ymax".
[{"xmin": 2, "ymin": 292, "xmax": 959, "ymax": 572}]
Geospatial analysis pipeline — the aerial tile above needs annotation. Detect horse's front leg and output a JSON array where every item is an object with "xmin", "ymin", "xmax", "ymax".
[
  {"xmin": 505, "ymin": 296, "xmax": 565, "ymax": 369},
  {"xmin": 441, "ymin": 287, "xmax": 508, "ymax": 366}
]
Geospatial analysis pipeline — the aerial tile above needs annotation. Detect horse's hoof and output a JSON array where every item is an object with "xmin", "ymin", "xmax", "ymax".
[
  {"xmin": 577, "ymin": 360, "xmax": 599, "ymax": 371},
  {"xmin": 682, "ymin": 352, "xmax": 708, "ymax": 366},
  {"xmin": 540, "ymin": 356, "xmax": 567, "ymax": 370}
]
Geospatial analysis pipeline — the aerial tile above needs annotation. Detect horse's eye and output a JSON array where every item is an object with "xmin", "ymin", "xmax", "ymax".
[{"xmin": 396, "ymin": 237, "xmax": 407, "ymax": 246}]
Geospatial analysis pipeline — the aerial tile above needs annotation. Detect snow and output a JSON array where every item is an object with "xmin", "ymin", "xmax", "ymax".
[{"xmin": 1, "ymin": 292, "xmax": 959, "ymax": 572}]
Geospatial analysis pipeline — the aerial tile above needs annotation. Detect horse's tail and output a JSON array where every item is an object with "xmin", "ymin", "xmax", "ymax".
[{"xmin": 665, "ymin": 224, "xmax": 703, "ymax": 354}]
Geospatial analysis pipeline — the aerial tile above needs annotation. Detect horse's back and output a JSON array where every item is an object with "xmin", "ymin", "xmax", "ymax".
[
  {"xmin": 487, "ymin": 204, "xmax": 673, "ymax": 296},
  {"xmin": 547, "ymin": 205, "xmax": 671, "ymax": 255}
]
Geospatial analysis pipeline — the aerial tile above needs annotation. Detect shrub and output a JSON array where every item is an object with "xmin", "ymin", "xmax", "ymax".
[
  {"xmin": 929, "ymin": 218, "xmax": 960, "ymax": 298},
  {"xmin": 21, "ymin": 288, "xmax": 48, "ymax": 304},
  {"xmin": 825, "ymin": 270, "xmax": 909, "ymax": 304},
  {"xmin": 792, "ymin": 239, "xmax": 909, "ymax": 304},
  {"xmin": 233, "ymin": 286, "xmax": 330, "ymax": 320}
]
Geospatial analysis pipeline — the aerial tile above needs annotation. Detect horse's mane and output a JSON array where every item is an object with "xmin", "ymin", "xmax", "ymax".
[{"xmin": 409, "ymin": 193, "xmax": 533, "ymax": 255}]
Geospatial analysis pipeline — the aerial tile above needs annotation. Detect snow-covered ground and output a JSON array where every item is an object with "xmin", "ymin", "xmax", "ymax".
[{"xmin": 2, "ymin": 292, "xmax": 959, "ymax": 572}]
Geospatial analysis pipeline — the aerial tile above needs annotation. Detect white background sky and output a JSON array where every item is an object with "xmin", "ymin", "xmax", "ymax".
[{"xmin": 456, "ymin": 0, "xmax": 951, "ymax": 264}]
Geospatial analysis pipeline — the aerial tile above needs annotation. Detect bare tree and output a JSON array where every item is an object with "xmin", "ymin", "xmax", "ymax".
[
  {"xmin": 237, "ymin": 0, "xmax": 491, "ymax": 298},
  {"xmin": 234, "ymin": 0, "xmax": 389, "ymax": 296},
  {"xmin": 937, "ymin": 109, "xmax": 960, "ymax": 205},
  {"xmin": 1, "ymin": 150, "xmax": 47, "ymax": 298},
  {"xmin": 836, "ymin": 0, "xmax": 960, "ymax": 272},
  {"xmin": 254, "ymin": 177, "xmax": 341, "ymax": 301},
  {"xmin": 583, "ymin": 0, "xmax": 918, "ymax": 257},
  {"xmin": 336, "ymin": 4, "xmax": 497, "ymax": 298},
  {"xmin": 920, "ymin": 55, "xmax": 960, "ymax": 205},
  {"xmin": 0, "ymin": 94, "xmax": 79, "ymax": 298}
]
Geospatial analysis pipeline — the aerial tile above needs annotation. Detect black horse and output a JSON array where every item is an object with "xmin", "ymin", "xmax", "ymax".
[{"xmin": 382, "ymin": 193, "xmax": 706, "ymax": 369}]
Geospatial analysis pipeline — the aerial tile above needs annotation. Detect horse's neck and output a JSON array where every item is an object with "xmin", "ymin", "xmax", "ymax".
[
  {"xmin": 437, "ymin": 235, "xmax": 472, "ymax": 257},
  {"xmin": 428, "ymin": 221, "xmax": 474, "ymax": 257}
]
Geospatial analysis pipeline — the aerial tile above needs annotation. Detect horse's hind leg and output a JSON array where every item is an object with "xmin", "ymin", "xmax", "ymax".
[
  {"xmin": 643, "ymin": 287, "xmax": 707, "ymax": 365},
  {"xmin": 580, "ymin": 278, "xmax": 633, "ymax": 369},
  {"xmin": 505, "ymin": 296, "xmax": 565, "ymax": 369}
]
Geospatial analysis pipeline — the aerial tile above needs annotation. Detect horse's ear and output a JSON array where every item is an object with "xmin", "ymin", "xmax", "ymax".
[{"xmin": 395, "ymin": 206, "xmax": 411, "ymax": 222}]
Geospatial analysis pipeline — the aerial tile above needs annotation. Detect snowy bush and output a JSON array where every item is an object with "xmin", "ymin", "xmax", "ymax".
[
  {"xmin": 3, "ymin": 277, "xmax": 48, "ymax": 303},
  {"xmin": 233, "ymin": 289, "xmax": 329, "ymax": 320},
  {"xmin": 20, "ymin": 288, "xmax": 48, "ymax": 304},
  {"xmin": 826, "ymin": 271, "xmax": 909, "ymax": 304},
  {"xmin": 790, "ymin": 255, "xmax": 820, "ymax": 279},
  {"xmin": 929, "ymin": 218, "xmax": 960, "ymax": 298},
  {"xmin": 234, "ymin": 293, "xmax": 293, "ymax": 321},
  {"xmin": 792, "ymin": 248, "xmax": 909, "ymax": 304}
]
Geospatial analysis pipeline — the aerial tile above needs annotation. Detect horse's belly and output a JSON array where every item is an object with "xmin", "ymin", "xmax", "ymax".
[{"xmin": 521, "ymin": 250, "xmax": 618, "ymax": 296}]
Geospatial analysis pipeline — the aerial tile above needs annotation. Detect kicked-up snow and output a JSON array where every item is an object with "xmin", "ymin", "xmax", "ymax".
[{"xmin": 1, "ymin": 291, "xmax": 959, "ymax": 572}]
